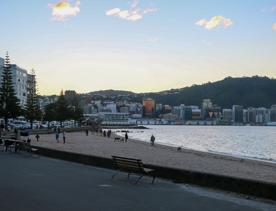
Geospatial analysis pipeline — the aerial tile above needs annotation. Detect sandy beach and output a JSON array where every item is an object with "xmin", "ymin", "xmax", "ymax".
[{"xmin": 31, "ymin": 132, "xmax": 276, "ymax": 185}]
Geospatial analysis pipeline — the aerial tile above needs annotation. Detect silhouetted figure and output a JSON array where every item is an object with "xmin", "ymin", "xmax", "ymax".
[
  {"xmin": 103, "ymin": 130, "xmax": 106, "ymax": 137},
  {"xmin": 107, "ymin": 130, "xmax": 111, "ymax": 138},
  {"xmin": 125, "ymin": 132, "xmax": 128, "ymax": 142},
  {"xmin": 55, "ymin": 133, "xmax": 59, "ymax": 143},
  {"xmin": 57, "ymin": 127, "xmax": 61, "ymax": 134},
  {"xmin": 85, "ymin": 129, "xmax": 89, "ymax": 136},
  {"xmin": 35, "ymin": 134, "xmax": 40, "ymax": 142},
  {"xmin": 0, "ymin": 123, "xmax": 4, "ymax": 137},
  {"xmin": 62, "ymin": 131, "xmax": 66, "ymax": 144},
  {"xmin": 150, "ymin": 135, "xmax": 155, "ymax": 146}
]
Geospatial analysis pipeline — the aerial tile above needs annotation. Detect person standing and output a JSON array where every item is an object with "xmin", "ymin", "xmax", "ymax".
[
  {"xmin": 35, "ymin": 134, "xmax": 40, "ymax": 142},
  {"xmin": 62, "ymin": 131, "xmax": 66, "ymax": 144},
  {"xmin": 125, "ymin": 132, "xmax": 128, "ymax": 142},
  {"xmin": 55, "ymin": 132, "xmax": 59, "ymax": 143},
  {"xmin": 150, "ymin": 135, "xmax": 155, "ymax": 146},
  {"xmin": 85, "ymin": 129, "xmax": 89, "ymax": 136},
  {"xmin": 107, "ymin": 130, "xmax": 111, "ymax": 138},
  {"xmin": 0, "ymin": 123, "xmax": 4, "ymax": 137}
]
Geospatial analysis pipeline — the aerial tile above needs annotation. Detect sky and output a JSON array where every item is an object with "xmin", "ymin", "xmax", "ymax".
[{"xmin": 0, "ymin": 0, "xmax": 276, "ymax": 95}]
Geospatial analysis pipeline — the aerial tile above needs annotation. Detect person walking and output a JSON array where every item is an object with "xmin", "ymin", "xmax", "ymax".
[
  {"xmin": 35, "ymin": 134, "xmax": 40, "ymax": 142},
  {"xmin": 150, "ymin": 135, "xmax": 155, "ymax": 146},
  {"xmin": 0, "ymin": 123, "xmax": 4, "ymax": 137},
  {"xmin": 107, "ymin": 130, "xmax": 111, "ymax": 138},
  {"xmin": 125, "ymin": 132, "xmax": 128, "ymax": 142},
  {"xmin": 62, "ymin": 131, "xmax": 66, "ymax": 144},
  {"xmin": 55, "ymin": 132, "xmax": 59, "ymax": 143}
]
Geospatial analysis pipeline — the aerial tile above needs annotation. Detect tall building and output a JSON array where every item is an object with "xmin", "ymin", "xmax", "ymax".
[
  {"xmin": 102, "ymin": 101, "xmax": 117, "ymax": 113},
  {"xmin": 222, "ymin": 109, "xmax": 232, "ymax": 123},
  {"xmin": 255, "ymin": 107, "xmax": 270, "ymax": 124},
  {"xmin": 192, "ymin": 108, "xmax": 202, "ymax": 120},
  {"xmin": 202, "ymin": 99, "xmax": 212, "ymax": 110},
  {"xmin": 172, "ymin": 106, "xmax": 181, "ymax": 117},
  {"xmin": 183, "ymin": 107, "xmax": 193, "ymax": 121},
  {"xmin": 202, "ymin": 99, "xmax": 212, "ymax": 119},
  {"xmin": 243, "ymin": 109, "xmax": 248, "ymax": 123},
  {"xmin": 0, "ymin": 58, "xmax": 28, "ymax": 107},
  {"xmin": 232, "ymin": 105, "xmax": 243, "ymax": 123},
  {"xmin": 270, "ymin": 105, "xmax": 276, "ymax": 122},
  {"xmin": 143, "ymin": 98, "xmax": 155, "ymax": 117},
  {"xmin": 247, "ymin": 107, "xmax": 257, "ymax": 124},
  {"xmin": 11, "ymin": 64, "xmax": 28, "ymax": 106}
]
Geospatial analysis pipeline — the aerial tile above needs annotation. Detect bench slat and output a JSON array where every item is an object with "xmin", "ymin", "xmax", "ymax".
[
  {"xmin": 112, "ymin": 156, "xmax": 156, "ymax": 184},
  {"xmin": 114, "ymin": 159, "xmax": 143, "ymax": 165},
  {"xmin": 112, "ymin": 156, "xmax": 141, "ymax": 161},
  {"xmin": 112, "ymin": 156, "xmax": 146, "ymax": 173}
]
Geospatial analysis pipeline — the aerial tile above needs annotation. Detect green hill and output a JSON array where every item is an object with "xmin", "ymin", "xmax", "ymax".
[{"xmin": 137, "ymin": 76, "xmax": 276, "ymax": 108}]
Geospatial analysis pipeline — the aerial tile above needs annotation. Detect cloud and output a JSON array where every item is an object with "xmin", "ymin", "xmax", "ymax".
[
  {"xmin": 50, "ymin": 0, "xmax": 80, "ymax": 21},
  {"xmin": 261, "ymin": 6, "xmax": 276, "ymax": 13},
  {"xmin": 196, "ymin": 16, "xmax": 233, "ymax": 30},
  {"xmin": 273, "ymin": 23, "xmax": 276, "ymax": 30},
  {"xmin": 106, "ymin": 0, "xmax": 158, "ymax": 22}
]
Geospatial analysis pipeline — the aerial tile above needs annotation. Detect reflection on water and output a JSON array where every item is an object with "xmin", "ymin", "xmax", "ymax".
[{"xmin": 115, "ymin": 126, "xmax": 276, "ymax": 162}]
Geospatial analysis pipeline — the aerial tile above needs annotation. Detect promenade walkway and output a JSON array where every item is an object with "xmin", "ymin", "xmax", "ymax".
[
  {"xmin": 31, "ymin": 132, "xmax": 276, "ymax": 185},
  {"xmin": 1, "ymin": 152, "xmax": 275, "ymax": 211}
]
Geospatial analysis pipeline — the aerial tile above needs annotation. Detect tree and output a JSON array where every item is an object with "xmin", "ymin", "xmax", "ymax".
[
  {"xmin": 0, "ymin": 52, "xmax": 21, "ymax": 128},
  {"xmin": 44, "ymin": 103, "xmax": 57, "ymax": 127},
  {"xmin": 24, "ymin": 70, "xmax": 41, "ymax": 129},
  {"xmin": 56, "ymin": 91, "xmax": 71, "ymax": 125},
  {"xmin": 43, "ymin": 91, "xmax": 84, "ymax": 127}
]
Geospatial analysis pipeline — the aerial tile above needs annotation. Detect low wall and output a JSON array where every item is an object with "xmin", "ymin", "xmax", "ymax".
[{"xmin": 32, "ymin": 146, "xmax": 276, "ymax": 201}]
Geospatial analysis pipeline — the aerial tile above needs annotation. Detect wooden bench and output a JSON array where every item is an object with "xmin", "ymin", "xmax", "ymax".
[
  {"xmin": 1, "ymin": 138, "xmax": 17, "ymax": 152},
  {"xmin": 112, "ymin": 156, "xmax": 156, "ymax": 184},
  {"xmin": 0, "ymin": 138, "xmax": 37, "ymax": 153}
]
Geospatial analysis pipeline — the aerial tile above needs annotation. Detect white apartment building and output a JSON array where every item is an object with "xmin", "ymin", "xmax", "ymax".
[
  {"xmin": 11, "ymin": 64, "xmax": 28, "ymax": 106},
  {"xmin": 0, "ymin": 58, "xmax": 28, "ymax": 107}
]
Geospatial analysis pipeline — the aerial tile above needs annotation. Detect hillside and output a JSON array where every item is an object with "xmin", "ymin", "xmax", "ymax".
[
  {"xmin": 89, "ymin": 89, "xmax": 136, "ymax": 97},
  {"xmin": 137, "ymin": 76, "xmax": 276, "ymax": 108},
  {"xmin": 48, "ymin": 76, "xmax": 276, "ymax": 108}
]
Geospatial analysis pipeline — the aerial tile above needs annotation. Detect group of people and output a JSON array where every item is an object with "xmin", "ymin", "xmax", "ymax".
[
  {"xmin": 54, "ymin": 127, "xmax": 66, "ymax": 144},
  {"xmin": 84, "ymin": 127, "xmax": 156, "ymax": 146},
  {"xmin": 103, "ymin": 130, "xmax": 112, "ymax": 138}
]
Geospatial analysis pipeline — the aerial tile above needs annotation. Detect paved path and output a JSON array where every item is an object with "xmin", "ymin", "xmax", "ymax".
[
  {"xmin": 0, "ymin": 152, "xmax": 275, "ymax": 211},
  {"xmin": 31, "ymin": 132, "xmax": 276, "ymax": 185}
]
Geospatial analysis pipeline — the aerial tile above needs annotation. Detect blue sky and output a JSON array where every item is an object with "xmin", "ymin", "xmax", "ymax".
[{"xmin": 0, "ymin": 0, "xmax": 276, "ymax": 94}]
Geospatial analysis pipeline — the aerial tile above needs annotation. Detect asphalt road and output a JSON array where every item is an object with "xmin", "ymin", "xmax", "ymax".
[{"xmin": 0, "ymin": 152, "xmax": 275, "ymax": 211}]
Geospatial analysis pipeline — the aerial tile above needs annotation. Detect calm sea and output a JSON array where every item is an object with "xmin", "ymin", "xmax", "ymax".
[{"xmin": 115, "ymin": 126, "xmax": 276, "ymax": 162}]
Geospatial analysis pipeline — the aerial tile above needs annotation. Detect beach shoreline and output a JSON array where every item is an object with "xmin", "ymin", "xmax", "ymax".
[{"xmin": 31, "ymin": 132, "xmax": 276, "ymax": 183}]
